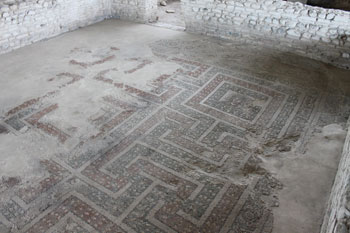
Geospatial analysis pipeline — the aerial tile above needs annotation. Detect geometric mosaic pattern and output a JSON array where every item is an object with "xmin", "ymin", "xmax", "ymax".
[{"xmin": 0, "ymin": 40, "xmax": 349, "ymax": 233}]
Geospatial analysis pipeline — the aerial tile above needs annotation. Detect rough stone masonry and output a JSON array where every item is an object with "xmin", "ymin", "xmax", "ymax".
[
  {"xmin": 0, "ymin": 0, "xmax": 158, "ymax": 54},
  {"xmin": 0, "ymin": 0, "xmax": 112, "ymax": 53},
  {"xmin": 181, "ymin": 0, "xmax": 350, "ymax": 69}
]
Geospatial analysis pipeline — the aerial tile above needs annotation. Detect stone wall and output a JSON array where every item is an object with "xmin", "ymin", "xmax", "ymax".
[
  {"xmin": 0, "ymin": 0, "xmax": 111, "ymax": 54},
  {"xmin": 111, "ymin": 0, "xmax": 157, "ymax": 22},
  {"xmin": 0, "ymin": 0, "xmax": 160, "ymax": 54},
  {"xmin": 321, "ymin": 125, "xmax": 350, "ymax": 233},
  {"xmin": 181, "ymin": 0, "xmax": 350, "ymax": 69}
]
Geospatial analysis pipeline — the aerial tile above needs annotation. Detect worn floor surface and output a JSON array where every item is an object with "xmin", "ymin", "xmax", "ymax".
[{"xmin": 1, "ymin": 20, "xmax": 350, "ymax": 233}]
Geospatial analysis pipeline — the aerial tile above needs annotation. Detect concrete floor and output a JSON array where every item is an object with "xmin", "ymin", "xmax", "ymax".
[{"xmin": 1, "ymin": 19, "xmax": 350, "ymax": 233}]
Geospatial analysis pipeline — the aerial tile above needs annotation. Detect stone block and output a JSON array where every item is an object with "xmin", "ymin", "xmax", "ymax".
[
  {"xmin": 287, "ymin": 29, "xmax": 301, "ymax": 38},
  {"xmin": 2, "ymin": 12, "xmax": 9, "ymax": 18},
  {"xmin": 333, "ymin": 15, "xmax": 349, "ymax": 24},
  {"xmin": 326, "ymin": 13, "xmax": 335, "ymax": 20}
]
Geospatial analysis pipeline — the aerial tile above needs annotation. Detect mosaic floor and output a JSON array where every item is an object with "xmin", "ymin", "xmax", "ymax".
[{"xmin": 1, "ymin": 20, "xmax": 350, "ymax": 233}]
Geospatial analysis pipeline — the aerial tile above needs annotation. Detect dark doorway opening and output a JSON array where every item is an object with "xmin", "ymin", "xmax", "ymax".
[
  {"xmin": 307, "ymin": 0, "xmax": 350, "ymax": 11},
  {"xmin": 284, "ymin": 0, "xmax": 350, "ymax": 11}
]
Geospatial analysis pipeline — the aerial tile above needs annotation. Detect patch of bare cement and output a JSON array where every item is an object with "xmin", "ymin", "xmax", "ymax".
[
  {"xmin": 259, "ymin": 124, "xmax": 347, "ymax": 233},
  {"xmin": 0, "ymin": 131, "xmax": 59, "ymax": 181}
]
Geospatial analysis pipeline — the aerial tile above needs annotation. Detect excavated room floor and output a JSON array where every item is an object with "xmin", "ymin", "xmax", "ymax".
[{"xmin": 1, "ymin": 20, "xmax": 350, "ymax": 233}]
